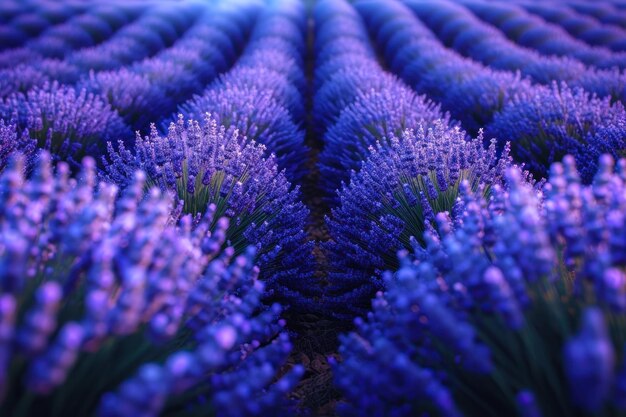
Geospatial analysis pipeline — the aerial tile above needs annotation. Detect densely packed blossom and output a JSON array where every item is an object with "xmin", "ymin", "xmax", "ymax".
[
  {"xmin": 0, "ymin": 152, "xmax": 302, "ymax": 417},
  {"xmin": 487, "ymin": 82, "xmax": 626, "ymax": 182},
  {"xmin": 0, "ymin": 120, "xmax": 32, "ymax": 169},
  {"xmin": 105, "ymin": 114, "xmax": 317, "ymax": 311},
  {"xmin": 334, "ymin": 155, "xmax": 626, "ymax": 416},
  {"xmin": 0, "ymin": 82, "xmax": 129, "ymax": 168},
  {"xmin": 324, "ymin": 123, "xmax": 515, "ymax": 319}
]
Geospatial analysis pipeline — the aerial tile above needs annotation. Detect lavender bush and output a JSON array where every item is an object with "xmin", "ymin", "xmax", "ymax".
[
  {"xmin": 105, "ymin": 114, "xmax": 317, "ymax": 311},
  {"xmin": 466, "ymin": 1, "xmax": 626, "ymax": 70},
  {"xmin": 406, "ymin": 0, "xmax": 626, "ymax": 104},
  {"xmin": 178, "ymin": 0, "xmax": 307, "ymax": 183},
  {"xmin": 487, "ymin": 82, "xmax": 626, "ymax": 182},
  {"xmin": 354, "ymin": 0, "xmax": 533, "ymax": 133},
  {"xmin": 0, "ymin": 152, "xmax": 302, "ymax": 417},
  {"xmin": 334, "ymin": 155, "xmax": 626, "ymax": 416},
  {"xmin": 0, "ymin": 82, "xmax": 129, "ymax": 168},
  {"xmin": 324, "ymin": 123, "xmax": 515, "ymax": 319},
  {"xmin": 319, "ymin": 86, "xmax": 450, "ymax": 197}
]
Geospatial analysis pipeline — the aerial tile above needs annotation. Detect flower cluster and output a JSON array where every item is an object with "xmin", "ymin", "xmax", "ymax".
[
  {"xmin": 335, "ymin": 155, "xmax": 626, "ymax": 416},
  {"xmin": 487, "ymin": 82, "xmax": 626, "ymax": 182},
  {"xmin": 178, "ymin": 0, "xmax": 307, "ymax": 183},
  {"xmin": 0, "ymin": 120, "xmax": 32, "ymax": 169},
  {"xmin": 0, "ymin": 81, "xmax": 129, "ymax": 168},
  {"xmin": 105, "ymin": 114, "xmax": 317, "ymax": 311},
  {"xmin": 324, "ymin": 123, "xmax": 515, "ymax": 319},
  {"xmin": 0, "ymin": 152, "xmax": 303, "ymax": 417}
]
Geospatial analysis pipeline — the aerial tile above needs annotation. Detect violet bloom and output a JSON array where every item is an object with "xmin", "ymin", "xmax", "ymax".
[{"xmin": 176, "ymin": 0, "xmax": 307, "ymax": 183}]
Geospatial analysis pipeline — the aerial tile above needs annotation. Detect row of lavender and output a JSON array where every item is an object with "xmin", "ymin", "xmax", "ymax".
[
  {"xmin": 316, "ymin": 0, "xmax": 626, "ymax": 415},
  {"xmin": 1, "ymin": 0, "xmax": 626, "ymax": 416},
  {"xmin": 0, "ymin": 1, "xmax": 315, "ymax": 416}
]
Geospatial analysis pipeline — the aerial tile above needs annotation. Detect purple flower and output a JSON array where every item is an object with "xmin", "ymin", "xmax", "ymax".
[
  {"xmin": 319, "ymin": 85, "xmax": 451, "ymax": 198},
  {"xmin": 176, "ymin": 1, "xmax": 307, "ymax": 182},
  {"xmin": 0, "ymin": 120, "xmax": 33, "ymax": 169}
]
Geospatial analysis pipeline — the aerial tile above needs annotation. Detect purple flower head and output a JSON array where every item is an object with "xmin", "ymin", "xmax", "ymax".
[
  {"xmin": 487, "ymin": 82, "xmax": 626, "ymax": 182},
  {"xmin": 0, "ymin": 81, "xmax": 129, "ymax": 168},
  {"xmin": 0, "ymin": 151, "xmax": 299, "ymax": 416},
  {"xmin": 105, "ymin": 114, "xmax": 316, "ymax": 310},
  {"xmin": 324, "ymin": 123, "xmax": 513, "ymax": 318}
]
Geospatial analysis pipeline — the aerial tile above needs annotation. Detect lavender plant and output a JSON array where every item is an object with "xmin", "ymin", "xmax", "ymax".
[
  {"xmin": 324, "ymin": 123, "xmax": 514, "ymax": 319},
  {"xmin": 519, "ymin": 2, "xmax": 626, "ymax": 52},
  {"xmin": 68, "ymin": 4, "xmax": 198, "ymax": 72},
  {"xmin": 318, "ymin": 85, "xmax": 451, "ymax": 198},
  {"xmin": 177, "ymin": 0, "xmax": 307, "ymax": 183},
  {"xmin": 0, "ymin": 152, "xmax": 302, "ymax": 417},
  {"xmin": 487, "ymin": 82, "xmax": 626, "ymax": 182},
  {"xmin": 105, "ymin": 114, "xmax": 316, "ymax": 311},
  {"xmin": 178, "ymin": 85, "xmax": 307, "ymax": 184},
  {"xmin": 334, "ymin": 155, "xmax": 626, "ymax": 416},
  {"xmin": 80, "ymin": 68, "xmax": 170, "ymax": 131},
  {"xmin": 0, "ymin": 82, "xmax": 129, "ymax": 168},
  {"xmin": 81, "ymin": 2, "xmax": 259, "ymax": 133}
]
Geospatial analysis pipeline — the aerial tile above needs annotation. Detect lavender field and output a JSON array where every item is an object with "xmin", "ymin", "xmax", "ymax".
[{"xmin": 0, "ymin": 0, "xmax": 626, "ymax": 415}]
